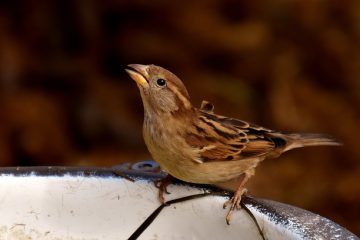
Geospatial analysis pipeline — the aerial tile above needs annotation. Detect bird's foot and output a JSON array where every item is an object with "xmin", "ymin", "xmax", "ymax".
[
  {"xmin": 154, "ymin": 175, "xmax": 173, "ymax": 204},
  {"xmin": 223, "ymin": 188, "xmax": 248, "ymax": 225}
]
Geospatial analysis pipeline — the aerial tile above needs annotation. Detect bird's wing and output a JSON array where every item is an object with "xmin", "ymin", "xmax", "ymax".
[{"xmin": 185, "ymin": 109, "xmax": 287, "ymax": 163}]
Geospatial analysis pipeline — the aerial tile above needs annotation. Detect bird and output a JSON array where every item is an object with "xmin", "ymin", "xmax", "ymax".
[{"xmin": 125, "ymin": 64, "xmax": 341, "ymax": 224}]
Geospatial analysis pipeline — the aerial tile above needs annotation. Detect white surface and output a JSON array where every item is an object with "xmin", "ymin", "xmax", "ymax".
[
  {"xmin": 0, "ymin": 174, "xmax": 348, "ymax": 240},
  {"xmin": 0, "ymin": 175, "xmax": 265, "ymax": 239}
]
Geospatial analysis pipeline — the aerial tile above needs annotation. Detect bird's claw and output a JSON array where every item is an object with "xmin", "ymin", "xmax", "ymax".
[
  {"xmin": 154, "ymin": 180, "xmax": 172, "ymax": 193},
  {"xmin": 154, "ymin": 175, "xmax": 173, "ymax": 204},
  {"xmin": 224, "ymin": 188, "xmax": 248, "ymax": 225}
]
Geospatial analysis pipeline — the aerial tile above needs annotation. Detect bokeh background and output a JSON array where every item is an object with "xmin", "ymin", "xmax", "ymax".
[{"xmin": 0, "ymin": 0, "xmax": 359, "ymax": 235}]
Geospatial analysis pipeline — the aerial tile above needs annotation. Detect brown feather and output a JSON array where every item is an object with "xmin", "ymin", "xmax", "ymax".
[
  {"xmin": 200, "ymin": 100, "xmax": 214, "ymax": 113},
  {"xmin": 183, "ymin": 108, "xmax": 283, "ymax": 163},
  {"xmin": 127, "ymin": 64, "xmax": 341, "ymax": 185}
]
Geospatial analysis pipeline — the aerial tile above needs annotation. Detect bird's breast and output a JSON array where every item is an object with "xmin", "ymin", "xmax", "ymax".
[{"xmin": 142, "ymin": 115, "xmax": 196, "ymax": 176}]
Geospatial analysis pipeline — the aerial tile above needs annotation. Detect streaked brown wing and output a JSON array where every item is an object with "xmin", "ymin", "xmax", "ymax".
[{"xmin": 185, "ymin": 109, "xmax": 286, "ymax": 163}]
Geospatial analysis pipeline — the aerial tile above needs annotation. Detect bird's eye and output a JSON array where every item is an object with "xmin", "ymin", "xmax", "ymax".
[{"xmin": 156, "ymin": 78, "xmax": 166, "ymax": 87}]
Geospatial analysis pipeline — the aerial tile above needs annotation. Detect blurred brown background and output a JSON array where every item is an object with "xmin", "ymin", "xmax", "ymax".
[{"xmin": 0, "ymin": 0, "xmax": 359, "ymax": 235}]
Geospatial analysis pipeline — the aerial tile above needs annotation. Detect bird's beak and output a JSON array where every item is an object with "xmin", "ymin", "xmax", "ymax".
[{"xmin": 125, "ymin": 64, "xmax": 149, "ymax": 88}]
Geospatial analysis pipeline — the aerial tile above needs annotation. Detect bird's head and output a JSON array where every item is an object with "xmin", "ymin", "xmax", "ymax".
[{"xmin": 126, "ymin": 64, "xmax": 192, "ymax": 115}]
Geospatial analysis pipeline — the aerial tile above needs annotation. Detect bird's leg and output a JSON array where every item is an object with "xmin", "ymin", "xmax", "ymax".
[
  {"xmin": 223, "ymin": 173, "xmax": 250, "ymax": 225},
  {"xmin": 154, "ymin": 174, "xmax": 173, "ymax": 204}
]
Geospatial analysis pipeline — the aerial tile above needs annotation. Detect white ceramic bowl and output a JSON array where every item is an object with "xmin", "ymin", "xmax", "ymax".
[{"xmin": 0, "ymin": 163, "xmax": 357, "ymax": 240}]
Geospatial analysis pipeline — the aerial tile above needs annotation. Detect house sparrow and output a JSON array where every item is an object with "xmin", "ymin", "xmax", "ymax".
[{"xmin": 126, "ymin": 64, "xmax": 341, "ymax": 224}]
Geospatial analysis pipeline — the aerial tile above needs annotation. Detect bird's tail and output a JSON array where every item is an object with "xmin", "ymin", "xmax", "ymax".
[{"xmin": 282, "ymin": 133, "xmax": 342, "ymax": 152}]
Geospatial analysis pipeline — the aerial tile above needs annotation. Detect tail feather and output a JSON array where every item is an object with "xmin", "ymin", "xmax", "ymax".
[{"xmin": 282, "ymin": 133, "xmax": 342, "ymax": 152}]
